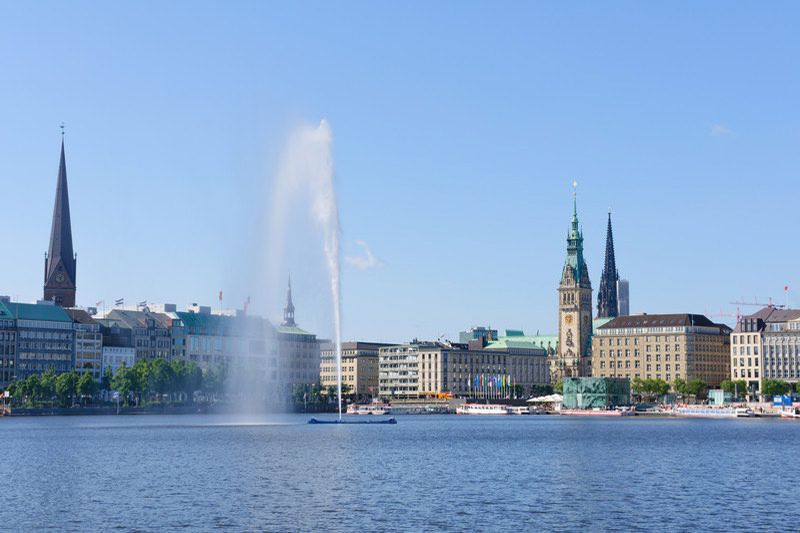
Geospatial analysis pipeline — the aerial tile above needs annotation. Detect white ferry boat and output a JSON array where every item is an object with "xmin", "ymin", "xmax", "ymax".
[
  {"xmin": 735, "ymin": 407, "xmax": 755, "ymax": 418},
  {"xmin": 456, "ymin": 403, "xmax": 508, "ymax": 415},
  {"xmin": 506, "ymin": 406, "xmax": 530, "ymax": 415},
  {"xmin": 671, "ymin": 407, "xmax": 738, "ymax": 418},
  {"xmin": 780, "ymin": 407, "xmax": 800, "ymax": 419},
  {"xmin": 346, "ymin": 403, "xmax": 391, "ymax": 416}
]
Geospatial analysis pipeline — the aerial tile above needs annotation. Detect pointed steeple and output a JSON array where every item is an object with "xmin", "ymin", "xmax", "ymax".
[
  {"xmin": 44, "ymin": 134, "xmax": 77, "ymax": 307},
  {"xmin": 282, "ymin": 277, "xmax": 296, "ymax": 327},
  {"xmin": 562, "ymin": 181, "xmax": 588, "ymax": 285},
  {"xmin": 597, "ymin": 211, "xmax": 620, "ymax": 318}
]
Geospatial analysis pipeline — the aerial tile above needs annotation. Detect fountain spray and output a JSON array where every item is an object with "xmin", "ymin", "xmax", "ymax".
[{"xmin": 269, "ymin": 120, "xmax": 343, "ymax": 420}]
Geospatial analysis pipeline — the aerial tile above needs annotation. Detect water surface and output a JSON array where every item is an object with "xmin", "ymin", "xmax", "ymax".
[{"xmin": 2, "ymin": 414, "xmax": 797, "ymax": 531}]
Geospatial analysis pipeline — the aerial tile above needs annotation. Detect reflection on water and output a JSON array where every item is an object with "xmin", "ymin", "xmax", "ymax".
[{"xmin": 1, "ymin": 415, "xmax": 798, "ymax": 531}]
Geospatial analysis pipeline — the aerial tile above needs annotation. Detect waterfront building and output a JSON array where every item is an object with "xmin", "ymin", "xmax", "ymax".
[
  {"xmin": 8, "ymin": 301, "xmax": 74, "ymax": 380},
  {"xmin": 0, "ymin": 301, "xmax": 17, "ymax": 388},
  {"xmin": 104, "ymin": 309, "xmax": 171, "ymax": 361},
  {"xmin": 65, "ymin": 309, "xmax": 102, "ymax": 381},
  {"xmin": 731, "ymin": 307, "xmax": 800, "ymax": 394},
  {"xmin": 597, "ymin": 212, "xmax": 620, "ymax": 319},
  {"xmin": 617, "ymin": 279, "xmax": 630, "ymax": 316},
  {"xmin": 320, "ymin": 341, "xmax": 395, "ymax": 400},
  {"xmin": 562, "ymin": 377, "xmax": 631, "ymax": 409},
  {"xmin": 101, "ymin": 346, "xmax": 136, "ymax": 376},
  {"xmin": 379, "ymin": 339, "xmax": 548, "ymax": 400},
  {"xmin": 592, "ymin": 313, "xmax": 731, "ymax": 387},
  {"xmin": 553, "ymin": 190, "xmax": 593, "ymax": 381},
  {"xmin": 458, "ymin": 326, "xmax": 497, "ymax": 344},
  {"xmin": 43, "ymin": 138, "xmax": 78, "ymax": 308}
]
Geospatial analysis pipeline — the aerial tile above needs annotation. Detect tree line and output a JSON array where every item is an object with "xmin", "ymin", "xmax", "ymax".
[{"xmin": 5, "ymin": 358, "xmax": 227, "ymax": 408}]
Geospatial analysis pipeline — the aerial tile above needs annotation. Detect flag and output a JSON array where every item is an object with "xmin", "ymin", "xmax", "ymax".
[
  {"xmin": 95, "ymin": 300, "xmax": 104, "ymax": 307},
  {"xmin": 115, "ymin": 298, "xmax": 124, "ymax": 306},
  {"xmin": 219, "ymin": 290, "xmax": 223, "ymax": 302},
  {"xmin": 786, "ymin": 286, "xmax": 790, "ymax": 292},
  {"xmin": 138, "ymin": 300, "xmax": 147, "ymax": 308}
]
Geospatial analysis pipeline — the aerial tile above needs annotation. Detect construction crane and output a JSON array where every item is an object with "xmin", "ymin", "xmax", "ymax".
[{"xmin": 730, "ymin": 298, "xmax": 785, "ymax": 310}]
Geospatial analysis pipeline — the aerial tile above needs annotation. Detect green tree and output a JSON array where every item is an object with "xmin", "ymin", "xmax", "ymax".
[
  {"xmin": 762, "ymin": 379, "xmax": 791, "ymax": 396},
  {"xmin": 111, "ymin": 363, "xmax": 135, "ymax": 406},
  {"xmin": 55, "ymin": 371, "xmax": 79, "ymax": 407},
  {"xmin": 101, "ymin": 367, "xmax": 113, "ymax": 392},
  {"xmin": 673, "ymin": 378, "xmax": 688, "ymax": 400},
  {"xmin": 77, "ymin": 372, "xmax": 98, "ymax": 405},
  {"xmin": 40, "ymin": 368, "xmax": 57, "ymax": 405},
  {"xmin": 685, "ymin": 379, "xmax": 708, "ymax": 401},
  {"xmin": 553, "ymin": 379, "xmax": 564, "ymax": 394}
]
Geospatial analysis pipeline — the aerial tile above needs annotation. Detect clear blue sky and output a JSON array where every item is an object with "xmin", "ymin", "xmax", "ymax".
[{"xmin": 1, "ymin": 2, "xmax": 798, "ymax": 342}]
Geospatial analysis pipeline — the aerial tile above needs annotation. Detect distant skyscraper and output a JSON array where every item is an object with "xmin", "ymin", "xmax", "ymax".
[
  {"xmin": 553, "ymin": 186, "xmax": 593, "ymax": 381},
  {"xmin": 44, "ymin": 137, "xmax": 77, "ymax": 307},
  {"xmin": 617, "ymin": 279, "xmax": 630, "ymax": 316},
  {"xmin": 597, "ymin": 212, "xmax": 619, "ymax": 318}
]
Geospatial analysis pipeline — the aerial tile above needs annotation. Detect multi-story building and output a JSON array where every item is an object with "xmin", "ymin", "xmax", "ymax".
[
  {"xmin": 0, "ymin": 300, "xmax": 17, "ymax": 387},
  {"xmin": 553, "ymin": 190, "xmax": 593, "ymax": 381},
  {"xmin": 9, "ymin": 302, "xmax": 74, "ymax": 380},
  {"xmin": 275, "ymin": 280, "xmax": 320, "ymax": 391},
  {"xmin": 379, "ymin": 340, "xmax": 549, "ymax": 400},
  {"xmin": 65, "ymin": 309, "xmax": 102, "ymax": 381},
  {"xmin": 592, "ymin": 313, "xmax": 731, "ymax": 387},
  {"xmin": 104, "ymin": 309, "xmax": 171, "ymax": 361},
  {"xmin": 101, "ymin": 346, "xmax": 136, "ymax": 376},
  {"xmin": 617, "ymin": 279, "xmax": 630, "ymax": 316},
  {"xmin": 320, "ymin": 341, "xmax": 394, "ymax": 400},
  {"xmin": 458, "ymin": 327, "xmax": 497, "ymax": 345},
  {"xmin": 732, "ymin": 307, "xmax": 800, "ymax": 394}
]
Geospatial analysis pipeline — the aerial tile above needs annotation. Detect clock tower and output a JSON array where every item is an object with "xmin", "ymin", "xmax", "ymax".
[
  {"xmin": 551, "ymin": 184, "xmax": 593, "ymax": 382},
  {"xmin": 44, "ymin": 136, "xmax": 77, "ymax": 307}
]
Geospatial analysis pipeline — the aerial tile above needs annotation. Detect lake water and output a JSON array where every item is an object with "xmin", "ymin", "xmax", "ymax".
[{"xmin": 1, "ymin": 414, "xmax": 798, "ymax": 531}]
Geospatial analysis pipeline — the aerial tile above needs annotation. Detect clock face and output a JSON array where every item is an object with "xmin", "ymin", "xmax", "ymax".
[
  {"xmin": 55, "ymin": 273, "xmax": 65, "ymax": 283},
  {"xmin": 565, "ymin": 314, "xmax": 573, "ymax": 325}
]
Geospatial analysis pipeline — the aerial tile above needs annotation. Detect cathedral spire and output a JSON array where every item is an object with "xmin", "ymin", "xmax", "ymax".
[
  {"xmin": 44, "ymin": 134, "xmax": 77, "ymax": 307},
  {"xmin": 282, "ymin": 277, "xmax": 296, "ymax": 327},
  {"xmin": 597, "ymin": 211, "xmax": 620, "ymax": 318}
]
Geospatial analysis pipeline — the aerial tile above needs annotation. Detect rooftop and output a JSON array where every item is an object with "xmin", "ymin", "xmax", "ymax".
[
  {"xmin": 599, "ymin": 313, "xmax": 724, "ymax": 330},
  {"xmin": 4, "ymin": 302, "xmax": 71, "ymax": 322}
]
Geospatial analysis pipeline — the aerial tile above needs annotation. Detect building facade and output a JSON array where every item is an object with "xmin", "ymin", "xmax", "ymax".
[
  {"xmin": 592, "ymin": 313, "xmax": 731, "ymax": 387},
  {"xmin": 0, "ymin": 301, "xmax": 17, "ymax": 388},
  {"xmin": 43, "ymin": 139, "xmax": 78, "ymax": 308},
  {"xmin": 101, "ymin": 346, "xmax": 136, "ymax": 376},
  {"xmin": 105, "ymin": 310, "xmax": 171, "ymax": 361},
  {"xmin": 379, "ymin": 340, "xmax": 549, "ymax": 400},
  {"xmin": 617, "ymin": 279, "xmax": 630, "ymax": 316},
  {"xmin": 66, "ymin": 309, "xmax": 102, "ymax": 381},
  {"xmin": 10, "ymin": 302, "xmax": 74, "ymax": 380},
  {"xmin": 320, "ymin": 341, "xmax": 394, "ymax": 400},
  {"xmin": 731, "ymin": 307, "xmax": 800, "ymax": 394},
  {"xmin": 553, "ymin": 192, "xmax": 593, "ymax": 381}
]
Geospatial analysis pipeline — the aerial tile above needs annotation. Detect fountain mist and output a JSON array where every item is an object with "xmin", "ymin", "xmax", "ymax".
[{"xmin": 268, "ymin": 120, "xmax": 343, "ymax": 420}]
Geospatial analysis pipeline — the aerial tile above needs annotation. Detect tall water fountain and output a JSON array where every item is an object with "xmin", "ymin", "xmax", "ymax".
[{"xmin": 268, "ymin": 120, "xmax": 343, "ymax": 420}]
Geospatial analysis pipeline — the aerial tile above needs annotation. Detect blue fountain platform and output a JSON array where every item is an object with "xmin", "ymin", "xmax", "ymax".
[{"xmin": 308, "ymin": 417, "xmax": 397, "ymax": 425}]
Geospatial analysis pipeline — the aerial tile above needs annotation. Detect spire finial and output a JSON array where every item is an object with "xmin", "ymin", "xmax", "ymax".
[{"xmin": 60, "ymin": 122, "xmax": 65, "ymax": 138}]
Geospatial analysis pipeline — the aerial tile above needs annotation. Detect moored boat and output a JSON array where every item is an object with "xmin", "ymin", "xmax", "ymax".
[
  {"xmin": 456, "ymin": 403, "xmax": 508, "ymax": 415},
  {"xmin": 506, "ymin": 406, "xmax": 530, "ymax": 415},
  {"xmin": 735, "ymin": 407, "xmax": 755, "ymax": 418},
  {"xmin": 560, "ymin": 407, "xmax": 635, "ymax": 417},
  {"xmin": 346, "ymin": 403, "xmax": 391, "ymax": 416},
  {"xmin": 780, "ymin": 407, "xmax": 800, "ymax": 419}
]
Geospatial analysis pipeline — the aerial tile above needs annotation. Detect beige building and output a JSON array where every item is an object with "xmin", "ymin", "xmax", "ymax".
[
  {"xmin": 592, "ymin": 313, "xmax": 731, "ymax": 387},
  {"xmin": 379, "ymin": 340, "xmax": 549, "ymax": 400},
  {"xmin": 320, "ymin": 341, "xmax": 394, "ymax": 400},
  {"xmin": 732, "ymin": 307, "xmax": 800, "ymax": 394}
]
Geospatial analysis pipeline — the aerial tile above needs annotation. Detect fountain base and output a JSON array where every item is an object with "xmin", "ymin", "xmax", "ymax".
[{"xmin": 307, "ymin": 417, "xmax": 397, "ymax": 425}]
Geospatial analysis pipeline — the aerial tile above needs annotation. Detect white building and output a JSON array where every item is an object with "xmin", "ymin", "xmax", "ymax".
[{"xmin": 102, "ymin": 346, "xmax": 136, "ymax": 376}]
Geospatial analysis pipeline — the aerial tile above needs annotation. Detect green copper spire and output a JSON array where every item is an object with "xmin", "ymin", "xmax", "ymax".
[{"xmin": 563, "ymin": 181, "xmax": 587, "ymax": 283}]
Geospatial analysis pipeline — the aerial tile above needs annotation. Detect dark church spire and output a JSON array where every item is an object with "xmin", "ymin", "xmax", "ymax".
[
  {"xmin": 44, "ymin": 134, "xmax": 77, "ymax": 307},
  {"xmin": 597, "ymin": 211, "xmax": 619, "ymax": 318},
  {"xmin": 282, "ymin": 277, "xmax": 296, "ymax": 327}
]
